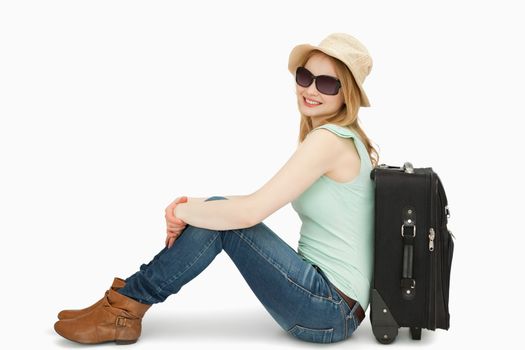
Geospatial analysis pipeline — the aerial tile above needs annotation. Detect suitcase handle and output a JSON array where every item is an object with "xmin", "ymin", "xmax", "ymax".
[
  {"xmin": 403, "ymin": 162, "xmax": 414, "ymax": 173},
  {"xmin": 401, "ymin": 206, "xmax": 417, "ymax": 301},
  {"xmin": 376, "ymin": 161, "xmax": 414, "ymax": 173},
  {"xmin": 372, "ymin": 162, "xmax": 415, "ymax": 180}
]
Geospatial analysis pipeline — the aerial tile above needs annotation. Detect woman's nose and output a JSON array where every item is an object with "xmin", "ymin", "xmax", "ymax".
[{"xmin": 306, "ymin": 79, "xmax": 320, "ymax": 95}]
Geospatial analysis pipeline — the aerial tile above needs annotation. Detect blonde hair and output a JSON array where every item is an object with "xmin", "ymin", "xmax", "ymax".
[{"xmin": 296, "ymin": 50, "xmax": 380, "ymax": 167}]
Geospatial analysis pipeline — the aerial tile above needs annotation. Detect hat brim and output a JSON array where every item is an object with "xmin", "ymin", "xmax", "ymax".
[{"xmin": 288, "ymin": 44, "xmax": 371, "ymax": 107}]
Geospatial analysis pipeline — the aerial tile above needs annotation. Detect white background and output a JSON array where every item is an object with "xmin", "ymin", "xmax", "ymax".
[{"xmin": 1, "ymin": 0, "xmax": 523, "ymax": 348}]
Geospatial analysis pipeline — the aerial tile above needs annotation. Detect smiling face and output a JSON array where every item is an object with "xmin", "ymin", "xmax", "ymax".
[{"xmin": 295, "ymin": 52, "xmax": 345, "ymax": 128}]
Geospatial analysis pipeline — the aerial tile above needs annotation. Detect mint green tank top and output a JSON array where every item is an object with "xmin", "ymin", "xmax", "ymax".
[{"xmin": 291, "ymin": 123, "xmax": 375, "ymax": 311}]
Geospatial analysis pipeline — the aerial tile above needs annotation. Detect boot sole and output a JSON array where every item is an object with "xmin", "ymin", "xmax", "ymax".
[{"xmin": 57, "ymin": 332, "xmax": 138, "ymax": 345}]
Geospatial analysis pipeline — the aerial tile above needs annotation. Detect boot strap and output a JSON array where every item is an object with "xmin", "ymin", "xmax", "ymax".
[{"xmin": 102, "ymin": 295, "xmax": 140, "ymax": 320}]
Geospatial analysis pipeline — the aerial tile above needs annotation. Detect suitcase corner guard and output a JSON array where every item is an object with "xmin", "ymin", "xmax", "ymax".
[{"xmin": 370, "ymin": 289, "xmax": 399, "ymax": 344}]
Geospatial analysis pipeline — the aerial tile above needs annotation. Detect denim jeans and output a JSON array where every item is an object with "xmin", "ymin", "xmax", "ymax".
[{"xmin": 118, "ymin": 196, "xmax": 362, "ymax": 343}]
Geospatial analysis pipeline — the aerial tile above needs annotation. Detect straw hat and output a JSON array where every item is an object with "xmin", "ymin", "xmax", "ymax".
[{"xmin": 288, "ymin": 32, "xmax": 373, "ymax": 107}]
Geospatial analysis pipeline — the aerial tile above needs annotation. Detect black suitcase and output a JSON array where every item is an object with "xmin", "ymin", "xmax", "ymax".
[{"xmin": 369, "ymin": 162, "xmax": 454, "ymax": 344}]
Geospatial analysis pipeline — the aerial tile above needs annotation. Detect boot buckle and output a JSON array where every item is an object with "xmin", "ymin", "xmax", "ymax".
[{"xmin": 115, "ymin": 316, "xmax": 127, "ymax": 327}]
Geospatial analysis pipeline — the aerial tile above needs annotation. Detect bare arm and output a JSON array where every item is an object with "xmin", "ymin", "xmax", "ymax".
[
  {"xmin": 174, "ymin": 196, "xmax": 252, "ymax": 231},
  {"xmin": 246, "ymin": 128, "xmax": 347, "ymax": 223},
  {"xmin": 164, "ymin": 194, "xmax": 249, "ymax": 248},
  {"xmin": 174, "ymin": 129, "xmax": 348, "ymax": 230}
]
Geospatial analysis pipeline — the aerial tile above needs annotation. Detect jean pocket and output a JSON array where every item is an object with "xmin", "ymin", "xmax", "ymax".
[{"xmin": 288, "ymin": 324, "xmax": 334, "ymax": 343}]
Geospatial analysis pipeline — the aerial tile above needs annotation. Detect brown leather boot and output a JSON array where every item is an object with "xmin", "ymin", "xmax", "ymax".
[
  {"xmin": 54, "ymin": 288, "xmax": 151, "ymax": 344},
  {"xmin": 57, "ymin": 277, "xmax": 126, "ymax": 320}
]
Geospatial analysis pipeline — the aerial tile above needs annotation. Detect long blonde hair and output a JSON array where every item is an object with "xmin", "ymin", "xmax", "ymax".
[{"xmin": 296, "ymin": 50, "xmax": 380, "ymax": 167}]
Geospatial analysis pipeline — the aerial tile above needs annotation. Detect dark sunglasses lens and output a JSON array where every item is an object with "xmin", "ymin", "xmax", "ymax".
[
  {"xmin": 316, "ymin": 76, "xmax": 340, "ymax": 95},
  {"xmin": 296, "ymin": 67, "xmax": 313, "ymax": 87}
]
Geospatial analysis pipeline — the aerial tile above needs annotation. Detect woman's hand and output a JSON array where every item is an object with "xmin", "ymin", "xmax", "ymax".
[{"xmin": 165, "ymin": 196, "xmax": 188, "ymax": 248}]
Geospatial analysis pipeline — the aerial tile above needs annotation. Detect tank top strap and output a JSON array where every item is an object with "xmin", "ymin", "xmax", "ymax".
[
  {"xmin": 312, "ymin": 123, "xmax": 372, "ymax": 178},
  {"xmin": 312, "ymin": 123, "xmax": 355, "ymax": 138},
  {"xmin": 312, "ymin": 124, "xmax": 366, "ymax": 154}
]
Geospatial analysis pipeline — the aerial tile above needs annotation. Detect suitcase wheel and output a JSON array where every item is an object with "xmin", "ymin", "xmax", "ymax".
[{"xmin": 410, "ymin": 326, "xmax": 422, "ymax": 340}]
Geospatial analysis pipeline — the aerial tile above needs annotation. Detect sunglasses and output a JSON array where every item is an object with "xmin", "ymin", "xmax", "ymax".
[{"xmin": 295, "ymin": 66, "xmax": 342, "ymax": 95}]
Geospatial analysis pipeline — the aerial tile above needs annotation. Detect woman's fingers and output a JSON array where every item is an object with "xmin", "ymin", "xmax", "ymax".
[
  {"xmin": 165, "ymin": 203, "xmax": 177, "ymax": 222},
  {"xmin": 165, "ymin": 197, "xmax": 181, "ymax": 220},
  {"xmin": 166, "ymin": 227, "xmax": 184, "ymax": 238},
  {"xmin": 164, "ymin": 196, "xmax": 188, "ymax": 248},
  {"xmin": 166, "ymin": 221, "xmax": 186, "ymax": 231},
  {"xmin": 166, "ymin": 218, "xmax": 186, "ymax": 234},
  {"xmin": 167, "ymin": 221, "xmax": 184, "ymax": 228},
  {"xmin": 168, "ymin": 225, "xmax": 183, "ymax": 235},
  {"xmin": 166, "ymin": 230, "xmax": 182, "ymax": 249},
  {"xmin": 167, "ymin": 223, "xmax": 186, "ymax": 232},
  {"xmin": 165, "ymin": 233, "xmax": 176, "ymax": 248},
  {"xmin": 165, "ymin": 197, "xmax": 188, "ymax": 225},
  {"xmin": 167, "ymin": 231, "xmax": 182, "ymax": 238},
  {"xmin": 167, "ymin": 216, "xmax": 187, "ymax": 229}
]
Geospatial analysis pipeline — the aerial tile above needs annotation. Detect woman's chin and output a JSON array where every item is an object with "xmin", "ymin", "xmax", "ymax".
[{"xmin": 299, "ymin": 106, "xmax": 322, "ymax": 117}]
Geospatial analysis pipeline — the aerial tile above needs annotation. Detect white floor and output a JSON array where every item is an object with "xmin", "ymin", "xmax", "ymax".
[
  {"xmin": 29, "ymin": 251, "xmax": 506, "ymax": 350},
  {"xmin": 47, "ymin": 308, "xmax": 448, "ymax": 349},
  {"xmin": 45, "ymin": 307, "xmax": 457, "ymax": 350}
]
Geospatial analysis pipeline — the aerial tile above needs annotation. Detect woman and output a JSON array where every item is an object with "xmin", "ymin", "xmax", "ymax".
[{"xmin": 54, "ymin": 32, "xmax": 380, "ymax": 345}]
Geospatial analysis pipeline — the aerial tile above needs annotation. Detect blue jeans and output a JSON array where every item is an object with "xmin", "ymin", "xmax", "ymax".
[{"xmin": 119, "ymin": 196, "xmax": 362, "ymax": 343}]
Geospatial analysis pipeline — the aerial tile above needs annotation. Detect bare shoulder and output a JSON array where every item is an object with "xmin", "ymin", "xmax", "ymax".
[
  {"xmin": 303, "ymin": 127, "xmax": 347, "ymax": 147},
  {"xmin": 302, "ymin": 127, "xmax": 350, "ymax": 157},
  {"xmin": 246, "ymin": 128, "xmax": 346, "ymax": 224}
]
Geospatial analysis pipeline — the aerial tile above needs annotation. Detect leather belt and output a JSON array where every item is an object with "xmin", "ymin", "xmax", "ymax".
[{"xmin": 333, "ymin": 285, "xmax": 365, "ymax": 325}]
